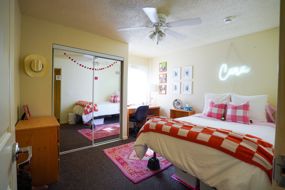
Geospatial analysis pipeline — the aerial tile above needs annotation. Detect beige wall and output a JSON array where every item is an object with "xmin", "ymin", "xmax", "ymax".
[
  {"xmin": 150, "ymin": 28, "xmax": 279, "ymax": 117},
  {"xmin": 129, "ymin": 55, "xmax": 151, "ymax": 66},
  {"xmin": 20, "ymin": 15, "xmax": 129, "ymax": 138}
]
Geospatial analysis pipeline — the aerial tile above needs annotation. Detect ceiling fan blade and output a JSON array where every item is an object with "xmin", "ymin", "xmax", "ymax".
[
  {"xmin": 117, "ymin": 26, "xmax": 150, "ymax": 31},
  {"xmin": 167, "ymin": 17, "xmax": 202, "ymax": 27},
  {"xmin": 164, "ymin": 29, "xmax": 186, "ymax": 39},
  {"xmin": 143, "ymin": 7, "xmax": 159, "ymax": 24}
]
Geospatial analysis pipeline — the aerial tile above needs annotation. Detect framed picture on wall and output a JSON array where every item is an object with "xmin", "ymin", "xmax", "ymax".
[
  {"xmin": 182, "ymin": 66, "xmax": 193, "ymax": 80},
  {"xmin": 172, "ymin": 67, "xmax": 180, "ymax": 81},
  {"xmin": 182, "ymin": 82, "xmax": 192, "ymax": 95},
  {"xmin": 159, "ymin": 73, "xmax": 167, "ymax": 83},
  {"xmin": 159, "ymin": 84, "xmax": 167, "ymax": 95},
  {"xmin": 172, "ymin": 82, "xmax": 180, "ymax": 94},
  {"xmin": 159, "ymin": 61, "xmax": 167, "ymax": 72}
]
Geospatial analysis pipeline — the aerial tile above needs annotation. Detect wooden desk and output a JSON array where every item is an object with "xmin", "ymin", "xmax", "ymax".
[
  {"xmin": 16, "ymin": 116, "xmax": 60, "ymax": 186},
  {"xmin": 170, "ymin": 109, "xmax": 195, "ymax": 119},
  {"xmin": 127, "ymin": 105, "xmax": 160, "ymax": 136}
]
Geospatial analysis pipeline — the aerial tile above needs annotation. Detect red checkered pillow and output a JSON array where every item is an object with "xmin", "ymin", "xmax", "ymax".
[
  {"xmin": 205, "ymin": 101, "xmax": 227, "ymax": 120},
  {"xmin": 226, "ymin": 102, "xmax": 250, "ymax": 124},
  {"xmin": 83, "ymin": 103, "xmax": 98, "ymax": 115},
  {"xmin": 110, "ymin": 95, "xmax": 120, "ymax": 103}
]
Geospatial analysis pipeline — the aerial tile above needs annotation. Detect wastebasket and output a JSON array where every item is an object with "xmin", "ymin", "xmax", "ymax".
[{"xmin": 68, "ymin": 113, "xmax": 76, "ymax": 124}]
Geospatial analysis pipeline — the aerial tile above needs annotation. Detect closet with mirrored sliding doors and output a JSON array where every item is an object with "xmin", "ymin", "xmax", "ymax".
[{"xmin": 52, "ymin": 45, "xmax": 123, "ymax": 154}]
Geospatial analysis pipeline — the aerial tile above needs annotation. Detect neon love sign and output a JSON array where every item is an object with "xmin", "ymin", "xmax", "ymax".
[{"xmin": 218, "ymin": 63, "xmax": 251, "ymax": 81}]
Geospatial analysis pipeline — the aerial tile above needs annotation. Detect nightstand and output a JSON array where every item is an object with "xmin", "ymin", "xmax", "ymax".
[{"xmin": 170, "ymin": 109, "xmax": 195, "ymax": 119}]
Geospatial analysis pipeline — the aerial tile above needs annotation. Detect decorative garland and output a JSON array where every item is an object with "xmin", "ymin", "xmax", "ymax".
[{"xmin": 63, "ymin": 52, "xmax": 118, "ymax": 71}]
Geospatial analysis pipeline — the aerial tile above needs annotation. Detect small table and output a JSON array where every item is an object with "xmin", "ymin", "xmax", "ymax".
[{"xmin": 170, "ymin": 109, "xmax": 195, "ymax": 119}]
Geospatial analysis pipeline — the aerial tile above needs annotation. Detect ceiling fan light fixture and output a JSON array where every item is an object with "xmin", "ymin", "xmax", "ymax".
[
  {"xmin": 118, "ymin": 7, "xmax": 201, "ymax": 44},
  {"xmin": 149, "ymin": 31, "xmax": 156, "ymax": 40}
]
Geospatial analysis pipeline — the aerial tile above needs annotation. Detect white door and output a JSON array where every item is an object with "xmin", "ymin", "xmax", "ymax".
[{"xmin": 0, "ymin": 0, "xmax": 18, "ymax": 189}]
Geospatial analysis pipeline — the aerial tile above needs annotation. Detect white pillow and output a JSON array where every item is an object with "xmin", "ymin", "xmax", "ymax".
[
  {"xmin": 202, "ymin": 93, "xmax": 231, "ymax": 114},
  {"xmin": 231, "ymin": 94, "xmax": 268, "ymax": 122}
]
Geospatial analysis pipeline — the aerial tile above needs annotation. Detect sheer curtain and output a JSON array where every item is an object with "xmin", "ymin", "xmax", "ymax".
[{"xmin": 128, "ymin": 64, "xmax": 149, "ymax": 105}]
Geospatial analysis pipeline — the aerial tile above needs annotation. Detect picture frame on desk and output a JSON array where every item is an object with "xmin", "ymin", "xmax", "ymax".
[{"xmin": 22, "ymin": 104, "xmax": 31, "ymax": 120}]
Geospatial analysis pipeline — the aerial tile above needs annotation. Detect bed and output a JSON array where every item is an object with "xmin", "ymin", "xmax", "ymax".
[
  {"xmin": 134, "ymin": 114, "xmax": 275, "ymax": 190},
  {"xmin": 73, "ymin": 101, "xmax": 120, "ymax": 123}
]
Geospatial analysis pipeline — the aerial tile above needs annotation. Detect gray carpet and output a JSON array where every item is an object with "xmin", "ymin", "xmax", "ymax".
[
  {"xmin": 60, "ymin": 116, "xmax": 120, "ymax": 151},
  {"xmin": 48, "ymin": 139, "xmax": 187, "ymax": 190}
]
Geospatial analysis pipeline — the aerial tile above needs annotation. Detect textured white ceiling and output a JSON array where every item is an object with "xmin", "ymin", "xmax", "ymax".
[{"xmin": 19, "ymin": 0, "xmax": 280, "ymax": 58}]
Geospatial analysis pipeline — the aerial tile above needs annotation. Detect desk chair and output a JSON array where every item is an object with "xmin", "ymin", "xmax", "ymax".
[{"xmin": 129, "ymin": 105, "xmax": 149, "ymax": 136}]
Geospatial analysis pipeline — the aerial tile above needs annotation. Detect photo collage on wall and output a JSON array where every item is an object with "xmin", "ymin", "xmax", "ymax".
[
  {"xmin": 159, "ymin": 62, "xmax": 167, "ymax": 95},
  {"xmin": 172, "ymin": 66, "xmax": 193, "ymax": 95}
]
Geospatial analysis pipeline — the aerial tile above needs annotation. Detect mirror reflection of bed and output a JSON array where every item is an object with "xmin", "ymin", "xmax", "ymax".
[{"xmin": 53, "ymin": 47, "xmax": 121, "ymax": 152}]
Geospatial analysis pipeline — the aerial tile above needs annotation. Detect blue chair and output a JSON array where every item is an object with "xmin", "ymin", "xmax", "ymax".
[{"xmin": 129, "ymin": 105, "xmax": 149, "ymax": 136}]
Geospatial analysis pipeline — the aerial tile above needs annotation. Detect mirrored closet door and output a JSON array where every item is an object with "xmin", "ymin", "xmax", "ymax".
[
  {"xmin": 53, "ymin": 45, "xmax": 122, "ymax": 153},
  {"xmin": 91, "ymin": 57, "xmax": 121, "ymax": 143}
]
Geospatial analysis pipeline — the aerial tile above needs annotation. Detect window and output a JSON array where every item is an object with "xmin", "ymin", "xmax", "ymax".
[{"xmin": 128, "ymin": 64, "xmax": 149, "ymax": 105}]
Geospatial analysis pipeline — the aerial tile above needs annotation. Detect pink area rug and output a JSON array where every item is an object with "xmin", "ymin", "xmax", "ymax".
[
  {"xmin": 78, "ymin": 123, "xmax": 120, "ymax": 141},
  {"xmin": 103, "ymin": 142, "xmax": 172, "ymax": 184},
  {"xmin": 171, "ymin": 174, "xmax": 198, "ymax": 190}
]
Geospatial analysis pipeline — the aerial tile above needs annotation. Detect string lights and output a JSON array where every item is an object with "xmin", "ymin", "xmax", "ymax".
[{"xmin": 63, "ymin": 52, "xmax": 118, "ymax": 71}]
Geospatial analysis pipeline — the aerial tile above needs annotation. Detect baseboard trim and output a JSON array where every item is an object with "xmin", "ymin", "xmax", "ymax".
[{"xmin": 59, "ymin": 138, "xmax": 122, "ymax": 155}]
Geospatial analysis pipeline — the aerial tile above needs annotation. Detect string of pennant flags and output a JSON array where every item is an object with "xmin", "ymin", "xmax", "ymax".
[{"xmin": 63, "ymin": 52, "xmax": 119, "ymax": 71}]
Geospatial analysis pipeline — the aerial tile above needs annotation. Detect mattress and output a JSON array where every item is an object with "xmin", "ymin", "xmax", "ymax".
[
  {"xmin": 73, "ymin": 101, "xmax": 120, "ymax": 123},
  {"xmin": 134, "ymin": 114, "xmax": 275, "ymax": 190}
]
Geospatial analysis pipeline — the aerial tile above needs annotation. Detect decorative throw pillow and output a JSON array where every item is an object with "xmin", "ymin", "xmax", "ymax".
[
  {"xmin": 110, "ymin": 95, "xmax": 120, "ymax": 103},
  {"xmin": 83, "ymin": 103, "xmax": 98, "ymax": 115},
  {"xmin": 226, "ymin": 102, "xmax": 250, "ymax": 124},
  {"xmin": 205, "ymin": 101, "xmax": 227, "ymax": 120},
  {"xmin": 266, "ymin": 104, "xmax": 276, "ymax": 123},
  {"xmin": 231, "ymin": 94, "xmax": 267, "ymax": 122},
  {"xmin": 202, "ymin": 93, "xmax": 231, "ymax": 114}
]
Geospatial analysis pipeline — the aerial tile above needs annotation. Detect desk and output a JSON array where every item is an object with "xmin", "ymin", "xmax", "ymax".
[
  {"xmin": 16, "ymin": 116, "xmax": 60, "ymax": 186},
  {"xmin": 127, "ymin": 105, "xmax": 160, "ymax": 136}
]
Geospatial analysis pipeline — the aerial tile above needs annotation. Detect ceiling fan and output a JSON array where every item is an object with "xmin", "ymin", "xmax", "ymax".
[{"xmin": 118, "ymin": 7, "xmax": 202, "ymax": 45}]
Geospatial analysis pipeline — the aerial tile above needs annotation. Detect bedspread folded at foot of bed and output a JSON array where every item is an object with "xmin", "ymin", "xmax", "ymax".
[{"xmin": 137, "ymin": 117, "xmax": 274, "ymax": 180}]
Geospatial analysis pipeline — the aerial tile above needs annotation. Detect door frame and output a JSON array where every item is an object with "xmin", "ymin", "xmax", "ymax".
[
  {"xmin": 51, "ymin": 44, "xmax": 125, "ymax": 154},
  {"xmin": 273, "ymin": 1, "xmax": 284, "ymax": 189},
  {"xmin": 53, "ymin": 68, "xmax": 61, "ymax": 122}
]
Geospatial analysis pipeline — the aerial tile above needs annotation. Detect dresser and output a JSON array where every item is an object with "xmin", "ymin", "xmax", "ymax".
[
  {"xmin": 170, "ymin": 109, "xmax": 195, "ymax": 119},
  {"xmin": 16, "ymin": 116, "xmax": 60, "ymax": 186}
]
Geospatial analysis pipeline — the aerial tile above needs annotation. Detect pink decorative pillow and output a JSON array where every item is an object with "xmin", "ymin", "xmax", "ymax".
[
  {"xmin": 110, "ymin": 95, "xmax": 120, "ymax": 103},
  {"xmin": 266, "ymin": 104, "xmax": 276, "ymax": 123},
  {"xmin": 76, "ymin": 100, "xmax": 91, "ymax": 107},
  {"xmin": 205, "ymin": 101, "xmax": 227, "ymax": 120},
  {"xmin": 83, "ymin": 103, "xmax": 98, "ymax": 115},
  {"xmin": 226, "ymin": 102, "xmax": 250, "ymax": 124}
]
